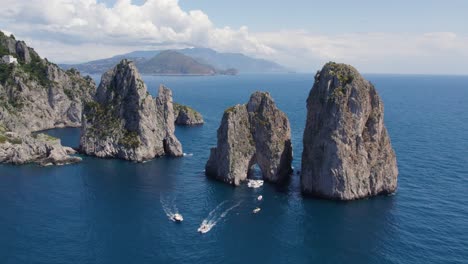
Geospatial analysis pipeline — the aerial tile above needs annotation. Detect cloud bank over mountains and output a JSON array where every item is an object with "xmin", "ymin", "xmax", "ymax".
[{"xmin": 1, "ymin": 0, "xmax": 467, "ymax": 74}]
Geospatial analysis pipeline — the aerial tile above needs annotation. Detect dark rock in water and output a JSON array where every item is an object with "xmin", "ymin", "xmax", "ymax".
[
  {"xmin": 301, "ymin": 62, "xmax": 398, "ymax": 200},
  {"xmin": 206, "ymin": 91, "xmax": 292, "ymax": 185},
  {"xmin": 173, "ymin": 103, "xmax": 204, "ymax": 126},
  {"xmin": 80, "ymin": 59, "xmax": 183, "ymax": 162}
]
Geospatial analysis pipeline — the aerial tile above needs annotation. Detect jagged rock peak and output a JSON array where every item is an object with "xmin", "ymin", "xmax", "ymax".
[
  {"xmin": 80, "ymin": 60, "xmax": 183, "ymax": 162},
  {"xmin": 301, "ymin": 62, "xmax": 398, "ymax": 200},
  {"xmin": 205, "ymin": 91, "xmax": 292, "ymax": 186}
]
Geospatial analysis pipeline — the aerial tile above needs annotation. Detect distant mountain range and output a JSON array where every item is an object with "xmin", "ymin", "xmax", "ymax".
[{"xmin": 60, "ymin": 48, "xmax": 290, "ymax": 75}]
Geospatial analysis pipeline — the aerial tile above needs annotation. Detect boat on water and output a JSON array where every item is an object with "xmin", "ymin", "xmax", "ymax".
[
  {"xmin": 198, "ymin": 223, "xmax": 210, "ymax": 233},
  {"xmin": 247, "ymin": 179, "xmax": 264, "ymax": 188},
  {"xmin": 253, "ymin": 207, "xmax": 261, "ymax": 214},
  {"xmin": 172, "ymin": 213, "xmax": 184, "ymax": 222},
  {"xmin": 257, "ymin": 195, "xmax": 263, "ymax": 201}
]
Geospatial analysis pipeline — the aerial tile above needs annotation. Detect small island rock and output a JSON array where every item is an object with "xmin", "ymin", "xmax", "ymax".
[
  {"xmin": 301, "ymin": 62, "xmax": 398, "ymax": 200},
  {"xmin": 173, "ymin": 103, "xmax": 204, "ymax": 126},
  {"xmin": 206, "ymin": 91, "xmax": 292, "ymax": 185},
  {"xmin": 80, "ymin": 59, "xmax": 183, "ymax": 161}
]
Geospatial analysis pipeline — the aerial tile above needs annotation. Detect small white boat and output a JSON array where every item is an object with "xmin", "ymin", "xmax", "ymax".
[
  {"xmin": 198, "ymin": 224, "xmax": 210, "ymax": 233},
  {"xmin": 247, "ymin": 179, "xmax": 264, "ymax": 188},
  {"xmin": 253, "ymin": 207, "xmax": 261, "ymax": 214},
  {"xmin": 173, "ymin": 213, "xmax": 184, "ymax": 222},
  {"xmin": 257, "ymin": 195, "xmax": 263, "ymax": 201}
]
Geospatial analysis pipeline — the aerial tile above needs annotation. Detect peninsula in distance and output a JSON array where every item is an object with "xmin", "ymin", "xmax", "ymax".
[{"xmin": 61, "ymin": 48, "xmax": 290, "ymax": 75}]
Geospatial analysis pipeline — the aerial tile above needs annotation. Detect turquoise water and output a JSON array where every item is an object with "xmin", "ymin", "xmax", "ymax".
[{"xmin": 0, "ymin": 74, "xmax": 467, "ymax": 263}]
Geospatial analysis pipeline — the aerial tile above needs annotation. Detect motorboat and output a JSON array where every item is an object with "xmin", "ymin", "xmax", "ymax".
[
  {"xmin": 172, "ymin": 213, "xmax": 184, "ymax": 222},
  {"xmin": 198, "ymin": 223, "xmax": 211, "ymax": 233},
  {"xmin": 253, "ymin": 207, "xmax": 261, "ymax": 214},
  {"xmin": 257, "ymin": 195, "xmax": 263, "ymax": 201},
  {"xmin": 247, "ymin": 179, "xmax": 264, "ymax": 188}
]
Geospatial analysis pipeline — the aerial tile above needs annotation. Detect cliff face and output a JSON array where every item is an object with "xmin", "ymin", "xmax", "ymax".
[
  {"xmin": 80, "ymin": 59, "xmax": 183, "ymax": 161},
  {"xmin": 301, "ymin": 62, "xmax": 398, "ymax": 200},
  {"xmin": 173, "ymin": 103, "xmax": 204, "ymax": 126},
  {"xmin": 0, "ymin": 31, "xmax": 96, "ymax": 132},
  {"xmin": 206, "ymin": 92, "xmax": 292, "ymax": 185}
]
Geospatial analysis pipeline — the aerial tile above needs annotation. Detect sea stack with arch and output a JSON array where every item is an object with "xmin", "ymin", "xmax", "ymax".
[
  {"xmin": 205, "ymin": 91, "xmax": 293, "ymax": 185},
  {"xmin": 301, "ymin": 62, "xmax": 398, "ymax": 200}
]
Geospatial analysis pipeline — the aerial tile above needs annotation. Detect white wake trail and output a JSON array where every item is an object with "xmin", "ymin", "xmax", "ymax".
[
  {"xmin": 160, "ymin": 194, "xmax": 179, "ymax": 221},
  {"xmin": 198, "ymin": 201, "xmax": 241, "ymax": 233}
]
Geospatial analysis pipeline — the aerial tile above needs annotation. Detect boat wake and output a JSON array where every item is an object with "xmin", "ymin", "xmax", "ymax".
[
  {"xmin": 160, "ymin": 194, "xmax": 180, "ymax": 222},
  {"xmin": 183, "ymin": 153, "xmax": 194, "ymax": 157},
  {"xmin": 198, "ymin": 201, "xmax": 241, "ymax": 234}
]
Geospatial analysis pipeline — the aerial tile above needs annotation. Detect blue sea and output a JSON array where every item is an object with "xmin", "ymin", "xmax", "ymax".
[{"xmin": 0, "ymin": 73, "xmax": 467, "ymax": 264}]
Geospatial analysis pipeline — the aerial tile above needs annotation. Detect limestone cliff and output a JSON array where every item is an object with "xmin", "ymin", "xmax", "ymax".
[
  {"xmin": 206, "ymin": 92, "xmax": 292, "ymax": 185},
  {"xmin": 173, "ymin": 103, "xmax": 204, "ymax": 126},
  {"xmin": 80, "ymin": 59, "xmax": 183, "ymax": 161},
  {"xmin": 0, "ymin": 31, "xmax": 95, "ymax": 166},
  {"xmin": 0, "ymin": 31, "xmax": 96, "ymax": 132},
  {"xmin": 301, "ymin": 62, "xmax": 398, "ymax": 200}
]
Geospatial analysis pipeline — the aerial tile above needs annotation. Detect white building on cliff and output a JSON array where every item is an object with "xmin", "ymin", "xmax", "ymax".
[{"xmin": 1, "ymin": 55, "xmax": 18, "ymax": 64}]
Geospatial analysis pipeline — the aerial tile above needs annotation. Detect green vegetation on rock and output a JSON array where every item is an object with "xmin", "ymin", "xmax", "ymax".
[
  {"xmin": 119, "ymin": 130, "xmax": 141, "ymax": 148},
  {"xmin": 224, "ymin": 106, "xmax": 237, "ymax": 114},
  {"xmin": 326, "ymin": 62, "xmax": 356, "ymax": 102},
  {"xmin": 21, "ymin": 53, "xmax": 52, "ymax": 87},
  {"xmin": 0, "ymin": 63, "xmax": 15, "ymax": 84},
  {"xmin": 84, "ymin": 101, "xmax": 122, "ymax": 138}
]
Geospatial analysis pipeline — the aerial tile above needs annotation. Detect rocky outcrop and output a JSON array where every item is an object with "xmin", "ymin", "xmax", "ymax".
[
  {"xmin": 0, "ymin": 31, "xmax": 95, "ymax": 166},
  {"xmin": 0, "ymin": 31, "xmax": 96, "ymax": 132},
  {"xmin": 206, "ymin": 92, "xmax": 292, "ymax": 185},
  {"xmin": 173, "ymin": 103, "xmax": 204, "ymax": 126},
  {"xmin": 80, "ymin": 59, "xmax": 183, "ymax": 161},
  {"xmin": 0, "ymin": 127, "xmax": 81, "ymax": 166},
  {"xmin": 301, "ymin": 62, "xmax": 398, "ymax": 200}
]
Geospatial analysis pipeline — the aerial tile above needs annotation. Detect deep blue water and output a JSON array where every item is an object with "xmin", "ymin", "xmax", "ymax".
[{"xmin": 1, "ymin": 74, "xmax": 467, "ymax": 264}]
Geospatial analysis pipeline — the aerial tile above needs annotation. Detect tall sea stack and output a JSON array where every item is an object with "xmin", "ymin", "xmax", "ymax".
[
  {"xmin": 206, "ymin": 92, "xmax": 293, "ymax": 185},
  {"xmin": 80, "ymin": 59, "xmax": 183, "ymax": 161},
  {"xmin": 301, "ymin": 62, "xmax": 398, "ymax": 200}
]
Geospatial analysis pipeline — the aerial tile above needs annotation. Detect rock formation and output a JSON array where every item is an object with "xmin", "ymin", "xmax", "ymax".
[
  {"xmin": 0, "ymin": 31, "xmax": 95, "ymax": 166},
  {"xmin": 173, "ymin": 103, "xmax": 204, "ymax": 126},
  {"xmin": 0, "ymin": 31, "xmax": 96, "ymax": 132},
  {"xmin": 80, "ymin": 59, "xmax": 183, "ymax": 161},
  {"xmin": 206, "ymin": 92, "xmax": 292, "ymax": 185},
  {"xmin": 0, "ymin": 127, "xmax": 81, "ymax": 166},
  {"xmin": 301, "ymin": 62, "xmax": 398, "ymax": 200}
]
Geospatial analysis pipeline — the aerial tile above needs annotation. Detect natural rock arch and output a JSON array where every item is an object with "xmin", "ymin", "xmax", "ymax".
[{"xmin": 205, "ymin": 92, "xmax": 293, "ymax": 185}]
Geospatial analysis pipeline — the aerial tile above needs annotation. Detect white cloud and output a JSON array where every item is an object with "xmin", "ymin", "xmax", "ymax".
[
  {"xmin": 0, "ymin": 0, "xmax": 274, "ymax": 59},
  {"xmin": 255, "ymin": 31, "xmax": 468, "ymax": 74},
  {"xmin": 1, "ymin": 0, "xmax": 468, "ymax": 74}
]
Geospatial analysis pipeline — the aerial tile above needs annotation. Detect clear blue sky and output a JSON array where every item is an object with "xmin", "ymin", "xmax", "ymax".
[{"xmin": 101, "ymin": 0, "xmax": 468, "ymax": 34}]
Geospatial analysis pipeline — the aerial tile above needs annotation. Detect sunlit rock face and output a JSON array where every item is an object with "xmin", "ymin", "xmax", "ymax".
[
  {"xmin": 206, "ymin": 91, "xmax": 293, "ymax": 185},
  {"xmin": 80, "ymin": 59, "xmax": 182, "ymax": 162},
  {"xmin": 301, "ymin": 62, "xmax": 398, "ymax": 200}
]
